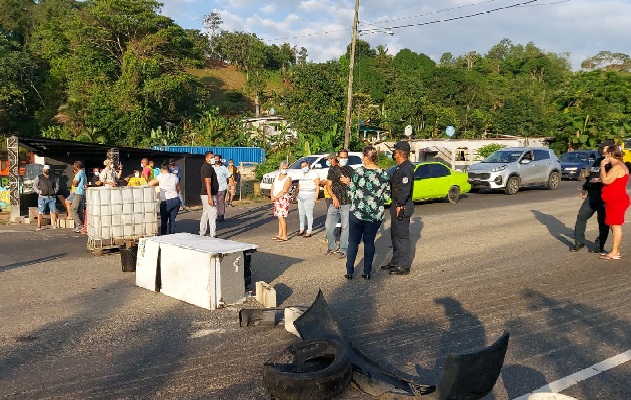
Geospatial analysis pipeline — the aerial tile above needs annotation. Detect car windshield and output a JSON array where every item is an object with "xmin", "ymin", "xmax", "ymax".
[
  {"xmin": 289, "ymin": 156, "xmax": 318, "ymax": 169},
  {"xmin": 560, "ymin": 152, "xmax": 590, "ymax": 163},
  {"xmin": 483, "ymin": 150, "xmax": 522, "ymax": 163}
]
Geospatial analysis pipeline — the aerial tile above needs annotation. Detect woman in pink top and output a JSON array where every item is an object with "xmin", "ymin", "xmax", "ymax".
[{"xmin": 599, "ymin": 145, "xmax": 630, "ymax": 260}]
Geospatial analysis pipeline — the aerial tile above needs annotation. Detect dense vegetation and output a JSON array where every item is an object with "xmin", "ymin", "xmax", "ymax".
[{"xmin": 1, "ymin": 0, "xmax": 630, "ymax": 157}]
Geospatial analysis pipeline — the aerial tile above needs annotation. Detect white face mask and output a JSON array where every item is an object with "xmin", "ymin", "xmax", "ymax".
[
  {"xmin": 339, "ymin": 159, "xmax": 348, "ymax": 167},
  {"xmin": 134, "ymin": 173, "xmax": 140, "ymax": 178},
  {"xmin": 210, "ymin": 158, "xmax": 216, "ymax": 165},
  {"xmin": 302, "ymin": 166, "xmax": 310, "ymax": 173},
  {"xmin": 280, "ymin": 169, "xmax": 288, "ymax": 174}
]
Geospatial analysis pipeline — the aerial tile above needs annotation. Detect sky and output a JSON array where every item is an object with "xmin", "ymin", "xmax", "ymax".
[{"xmin": 159, "ymin": 0, "xmax": 631, "ymax": 70}]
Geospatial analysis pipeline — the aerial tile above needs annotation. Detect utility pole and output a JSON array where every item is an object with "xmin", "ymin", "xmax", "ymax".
[{"xmin": 344, "ymin": 0, "xmax": 359, "ymax": 149}]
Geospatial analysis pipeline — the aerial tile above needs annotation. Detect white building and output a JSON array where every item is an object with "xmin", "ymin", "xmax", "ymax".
[
  {"xmin": 374, "ymin": 136, "xmax": 552, "ymax": 171},
  {"xmin": 241, "ymin": 116, "xmax": 297, "ymax": 147}
]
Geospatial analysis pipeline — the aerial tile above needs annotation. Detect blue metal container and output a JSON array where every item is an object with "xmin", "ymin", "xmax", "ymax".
[{"xmin": 153, "ymin": 146, "xmax": 265, "ymax": 166}]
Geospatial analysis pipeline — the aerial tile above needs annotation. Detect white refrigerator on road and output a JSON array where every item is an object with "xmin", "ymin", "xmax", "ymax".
[{"xmin": 136, "ymin": 233, "xmax": 258, "ymax": 310}]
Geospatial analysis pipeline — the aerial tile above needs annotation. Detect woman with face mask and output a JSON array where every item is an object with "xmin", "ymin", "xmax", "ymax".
[
  {"xmin": 296, "ymin": 161, "xmax": 320, "ymax": 238},
  {"xmin": 271, "ymin": 161, "xmax": 292, "ymax": 241},
  {"xmin": 344, "ymin": 146, "xmax": 390, "ymax": 280},
  {"xmin": 148, "ymin": 162, "xmax": 181, "ymax": 235}
]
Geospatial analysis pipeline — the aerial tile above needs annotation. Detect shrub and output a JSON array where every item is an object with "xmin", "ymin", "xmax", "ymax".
[{"xmin": 477, "ymin": 143, "xmax": 506, "ymax": 159}]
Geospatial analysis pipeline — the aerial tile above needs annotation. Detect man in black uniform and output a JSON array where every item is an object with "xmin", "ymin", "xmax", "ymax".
[
  {"xmin": 570, "ymin": 139, "xmax": 614, "ymax": 254},
  {"xmin": 382, "ymin": 141, "xmax": 415, "ymax": 275}
]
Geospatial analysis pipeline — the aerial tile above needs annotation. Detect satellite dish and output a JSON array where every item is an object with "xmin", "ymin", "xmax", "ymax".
[
  {"xmin": 446, "ymin": 125, "xmax": 455, "ymax": 137},
  {"xmin": 270, "ymin": 107, "xmax": 275, "ymax": 115},
  {"xmin": 404, "ymin": 125, "xmax": 413, "ymax": 137}
]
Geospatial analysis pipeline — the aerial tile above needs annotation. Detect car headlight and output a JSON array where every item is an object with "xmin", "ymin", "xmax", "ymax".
[
  {"xmin": 564, "ymin": 167, "xmax": 577, "ymax": 171},
  {"xmin": 491, "ymin": 165, "xmax": 507, "ymax": 172}
]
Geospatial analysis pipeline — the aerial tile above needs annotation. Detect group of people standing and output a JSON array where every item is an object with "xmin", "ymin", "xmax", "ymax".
[
  {"xmin": 199, "ymin": 151, "xmax": 241, "ymax": 238},
  {"xmin": 572, "ymin": 139, "xmax": 630, "ymax": 260},
  {"xmin": 34, "ymin": 161, "xmax": 88, "ymax": 233},
  {"xmin": 270, "ymin": 142, "xmax": 416, "ymax": 280}
]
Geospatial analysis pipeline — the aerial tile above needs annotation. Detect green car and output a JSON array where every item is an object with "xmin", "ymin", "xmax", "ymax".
[{"xmin": 385, "ymin": 162, "xmax": 471, "ymax": 205}]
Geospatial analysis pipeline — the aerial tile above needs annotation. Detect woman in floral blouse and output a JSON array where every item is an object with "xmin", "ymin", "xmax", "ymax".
[{"xmin": 344, "ymin": 146, "xmax": 391, "ymax": 280}]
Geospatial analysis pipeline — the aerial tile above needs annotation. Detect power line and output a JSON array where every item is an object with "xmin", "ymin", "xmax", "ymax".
[
  {"xmin": 263, "ymin": 28, "xmax": 350, "ymax": 43},
  {"xmin": 358, "ymin": 0, "xmax": 503, "ymax": 29},
  {"xmin": 516, "ymin": 0, "xmax": 572, "ymax": 7},
  {"xmin": 265, "ymin": 0, "xmax": 561, "ymax": 43},
  {"xmin": 360, "ymin": 0, "xmax": 542, "ymax": 34}
]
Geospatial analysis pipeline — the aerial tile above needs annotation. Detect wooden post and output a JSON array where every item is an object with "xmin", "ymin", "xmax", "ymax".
[{"xmin": 344, "ymin": 0, "xmax": 360, "ymax": 149}]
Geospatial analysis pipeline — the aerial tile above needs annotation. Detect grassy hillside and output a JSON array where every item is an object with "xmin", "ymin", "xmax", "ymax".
[{"xmin": 188, "ymin": 62, "xmax": 285, "ymax": 115}]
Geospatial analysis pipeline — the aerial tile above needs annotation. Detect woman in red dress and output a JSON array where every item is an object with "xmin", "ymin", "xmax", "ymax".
[{"xmin": 600, "ymin": 145, "xmax": 630, "ymax": 260}]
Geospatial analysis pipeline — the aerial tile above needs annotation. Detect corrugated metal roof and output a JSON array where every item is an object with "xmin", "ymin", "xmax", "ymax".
[{"xmin": 153, "ymin": 146, "xmax": 265, "ymax": 166}]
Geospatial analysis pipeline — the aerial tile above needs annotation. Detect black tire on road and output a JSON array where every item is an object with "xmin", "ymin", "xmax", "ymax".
[
  {"xmin": 546, "ymin": 171, "xmax": 561, "ymax": 190},
  {"xmin": 262, "ymin": 338, "xmax": 352, "ymax": 400},
  {"xmin": 504, "ymin": 176, "xmax": 520, "ymax": 195},
  {"xmin": 446, "ymin": 186, "xmax": 461, "ymax": 204}
]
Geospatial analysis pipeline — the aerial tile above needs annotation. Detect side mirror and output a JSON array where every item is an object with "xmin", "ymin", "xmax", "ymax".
[
  {"xmin": 313, "ymin": 164, "xmax": 323, "ymax": 169},
  {"xmin": 521, "ymin": 159, "xmax": 531, "ymax": 164}
]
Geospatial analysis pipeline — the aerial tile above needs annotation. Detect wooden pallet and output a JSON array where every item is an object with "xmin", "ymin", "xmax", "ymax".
[{"xmin": 87, "ymin": 237, "xmax": 142, "ymax": 256}]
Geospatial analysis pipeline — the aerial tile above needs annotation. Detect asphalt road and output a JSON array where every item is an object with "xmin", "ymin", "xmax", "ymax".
[{"xmin": 1, "ymin": 180, "xmax": 630, "ymax": 400}]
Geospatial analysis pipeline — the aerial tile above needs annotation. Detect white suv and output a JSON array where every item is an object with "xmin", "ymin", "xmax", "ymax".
[
  {"xmin": 467, "ymin": 147, "xmax": 561, "ymax": 195},
  {"xmin": 260, "ymin": 152, "xmax": 363, "ymax": 202}
]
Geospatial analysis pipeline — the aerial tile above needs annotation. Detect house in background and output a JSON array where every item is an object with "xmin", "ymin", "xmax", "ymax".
[{"xmin": 241, "ymin": 116, "xmax": 297, "ymax": 147}]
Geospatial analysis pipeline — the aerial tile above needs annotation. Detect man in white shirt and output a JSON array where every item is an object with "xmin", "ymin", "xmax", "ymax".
[{"xmin": 213, "ymin": 155, "xmax": 231, "ymax": 222}]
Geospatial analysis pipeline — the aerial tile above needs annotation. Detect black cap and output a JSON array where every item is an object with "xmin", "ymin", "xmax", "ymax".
[
  {"xmin": 168, "ymin": 158, "xmax": 175, "ymax": 163},
  {"xmin": 394, "ymin": 141, "xmax": 411, "ymax": 152},
  {"xmin": 599, "ymin": 139, "xmax": 615, "ymax": 148}
]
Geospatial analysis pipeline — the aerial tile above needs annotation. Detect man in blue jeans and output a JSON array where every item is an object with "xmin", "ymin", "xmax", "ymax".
[
  {"xmin": 325, "ymin": 149, "xmax": 354, "ymax": 258},
  {"xmin": 33, "ymin": 165, "xmax": 59, "ymax": 231},
  {"xmin": 71, "ymin": 161, "xmax": 87, "ymax": 233}
]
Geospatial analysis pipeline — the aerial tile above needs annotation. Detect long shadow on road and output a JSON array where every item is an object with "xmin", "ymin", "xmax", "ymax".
[
  {"xmin": 0, "ymin": 253, "xmax": 67, "ymax": 273},
  {"xmin": 531, "ymin": 209, "xmax": 574, "ymax": 248}
]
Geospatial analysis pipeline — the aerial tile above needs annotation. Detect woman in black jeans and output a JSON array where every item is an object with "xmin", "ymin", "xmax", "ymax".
[
  {"xmin": 149, "ymin": 162, "xmax": 181, "ymax": 235},
  {"xmin": 345, "ymin": 146, "xmax": 391, "ymax": 280}
]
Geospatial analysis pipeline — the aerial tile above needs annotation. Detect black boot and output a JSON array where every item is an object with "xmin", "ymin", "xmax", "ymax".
[{"xmin": 570, "ymin": 243, "xmax": 585, "ymax": 252}]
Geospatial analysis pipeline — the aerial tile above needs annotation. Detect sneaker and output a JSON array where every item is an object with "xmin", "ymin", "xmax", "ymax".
[
  {"xmin": 338, "ymin": 253, "xmax": 347, "ymax": 259},
  {"xmin": 332, "ymin": 247, "xmax": 340, "ymax": 254},
  {"xmin": 73, "ymin": 227, "xmax": 83, "ymax": 233},
  {"xmin": 36, "ymin": 227, "xmax": 43, "ymax": 231},
  {"xmin": 325, "ymin": 249, "xmax": 335, "ymax": 256}
]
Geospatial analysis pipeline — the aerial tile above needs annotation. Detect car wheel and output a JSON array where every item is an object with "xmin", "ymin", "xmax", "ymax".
[
  {"xmin": 262, "ymin": 338, "xmax": 352, "ymax": 400},
  {"xmin": 504, "ymin": 176, "xmax": 520, "ymax": 195},
  {"xmin": 288, "ymin": 182, "xmax": 298, "ymax": 204},
  {"xmin": 445, "ymin": 186, "xmax": 461, "ymax": 204},
  {"xmin": 546, "ymin": 171, "xmax": 560, "ymax": 190}
]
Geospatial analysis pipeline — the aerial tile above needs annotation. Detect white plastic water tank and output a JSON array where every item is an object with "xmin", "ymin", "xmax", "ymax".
[{"xmin": 87, "ymin": 186, "xmax": 158, "ymax": 241}]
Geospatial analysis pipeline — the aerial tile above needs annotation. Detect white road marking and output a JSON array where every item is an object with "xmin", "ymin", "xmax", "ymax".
[{"xmin": 512, "ymin": 350, "xmax": 631, "ymax": 400}]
